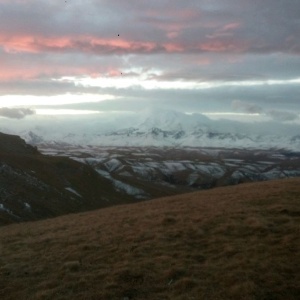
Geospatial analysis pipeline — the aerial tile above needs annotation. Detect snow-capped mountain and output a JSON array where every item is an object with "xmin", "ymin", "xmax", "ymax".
[{"xmin": 2, "ymin": 108, "xmax": 300, "ymax": 150}]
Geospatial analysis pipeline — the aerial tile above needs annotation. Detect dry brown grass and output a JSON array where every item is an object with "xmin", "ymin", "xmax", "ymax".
[{"xmin": 1, "ymin": 178, "xmax": 300, "ymax": 299}]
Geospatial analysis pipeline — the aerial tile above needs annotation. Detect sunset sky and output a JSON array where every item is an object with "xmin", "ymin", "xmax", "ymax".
[{"xmin": 0, "ymin": 0, "xmax": 299, "ymax": 123}]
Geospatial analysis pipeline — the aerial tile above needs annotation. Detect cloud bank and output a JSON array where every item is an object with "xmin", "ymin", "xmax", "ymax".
[{"xmin": 0, "ymin": 107, "xmax": 35, "ymax": 119}]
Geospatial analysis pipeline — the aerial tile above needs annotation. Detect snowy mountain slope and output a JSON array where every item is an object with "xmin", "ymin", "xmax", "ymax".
[{"xmin": 2, "ymin": 108, "xmax": 300, "ymax": 150}]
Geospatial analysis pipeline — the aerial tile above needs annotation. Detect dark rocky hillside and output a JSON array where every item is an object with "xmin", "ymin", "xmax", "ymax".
[
  {"xmin": 0, "ymin": 132, "xmax": 38, "ymax": 155},
  {"xmin": 0, "ymin": 132, "xmax": 134, "ymax": 225}
]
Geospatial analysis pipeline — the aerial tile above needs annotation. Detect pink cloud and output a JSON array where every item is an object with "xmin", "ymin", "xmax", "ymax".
[
  {"xmin": 0, "ymin": 30, "xmax": 251, "ymax": 60},
  {"xmin": 106, "ymin": 68, "xmax": 122, "ymax": 77},
  {"xmin": 163, "ymin": 43, "xmax": 184, "ymax": 53},
  {"xmin": 198, "ymin": 39, "xmax": 249, "ymax": 53},
  {"xmin": 221, "ymin": 23, "xmax": 241, "ymax": 32},
  {"xmin": 0, "ymin": 35, "xmax": 71, "ymax": 53},
  {"xmin": 0, "ymin": 35, "xmax": 161, "ymax": 54}
]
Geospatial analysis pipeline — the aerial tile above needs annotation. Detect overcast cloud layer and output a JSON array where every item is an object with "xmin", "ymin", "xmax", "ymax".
[{"xmin": 0, "ymin": 0, "xmax": 299, "ymax": 124}]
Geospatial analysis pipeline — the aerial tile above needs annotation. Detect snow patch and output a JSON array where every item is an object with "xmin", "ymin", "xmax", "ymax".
[
  {"xmin": 187, "ymin": 173, "xmax": 199, "ymax": 185},
  {"xmin": 24, "ymin": 202, "xmax": 31, "ymax": 211},
  {"xmin": 112, "ymin": 179, "xmax": 147, "ymax": 198},
  {"xmin": 0, "ymin": 203, "xmax": 13, "ymax": 215},
  {"xmin": 96, "ymin": 168, "xmax": 147, "ymax": 198},
  {"xmin": 65, "ymin": 187, "xmax": 82, "ymax": 197},
  {"xmin": 104, "ymin": 159, "xmax": 123, "ymax": 172}
]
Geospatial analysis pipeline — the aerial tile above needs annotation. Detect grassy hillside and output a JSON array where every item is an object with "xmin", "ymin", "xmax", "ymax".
[{"xmin": 0, "ymin": 178, "xmax": 299, "ymax": 300}]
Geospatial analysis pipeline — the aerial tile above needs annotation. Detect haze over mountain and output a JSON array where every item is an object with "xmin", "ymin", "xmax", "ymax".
[{"xmin": 1, "ymin": 109, "xmax": 300, "ymax": 151}]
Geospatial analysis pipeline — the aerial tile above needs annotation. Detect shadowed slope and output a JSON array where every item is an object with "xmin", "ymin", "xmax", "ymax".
[
  {"xmin": 0, "ymin": 132, "xmax": 134, "ymax": 225},
  {"xmin": 0, "ymin": 132, "xmax": 38, "ymax": 155},
  {"xmin": 0, "ymin": 178, "xmax": 299, "ymax": 299}
]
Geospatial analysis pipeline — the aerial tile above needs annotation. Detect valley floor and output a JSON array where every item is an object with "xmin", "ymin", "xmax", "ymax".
[
  {"xmin": 0, "ymin": 178, "xmax": 299, "ymax": 300},
  {"xmin": 38, "ymin": 144, "xmax": 300, "ymax": 200}
]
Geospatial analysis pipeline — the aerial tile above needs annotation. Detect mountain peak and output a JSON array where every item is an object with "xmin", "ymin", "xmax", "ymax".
[{"xmin": 137, "ymin": 108, "xmax": 210, "ymax": 131}]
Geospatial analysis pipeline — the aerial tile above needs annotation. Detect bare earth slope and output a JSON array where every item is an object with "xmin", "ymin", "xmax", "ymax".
[{"xmin": 0, "ymin": 178, "xmax": 299, "ymax": 300}]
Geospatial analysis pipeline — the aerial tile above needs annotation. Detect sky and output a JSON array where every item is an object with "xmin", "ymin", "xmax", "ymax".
[{"xmin": 0, "ymin": 0, "xmax": 300, "ymax": 125}]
